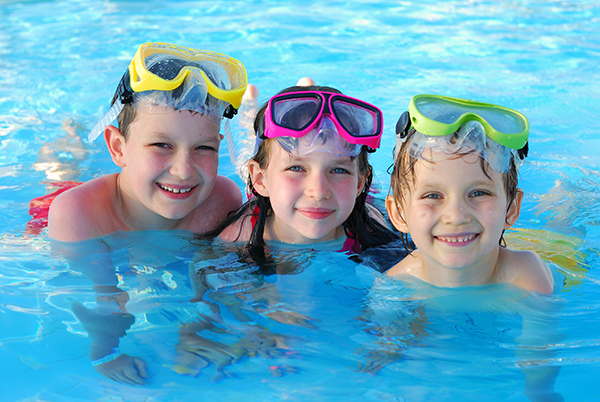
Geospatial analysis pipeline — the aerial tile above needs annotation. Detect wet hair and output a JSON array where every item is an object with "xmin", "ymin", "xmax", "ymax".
[
  {"xmin": 389, "ymin": 128, "xmax": 520, "ymax": 252},
  {"xmin": 205, "ymin": 85, "xmax": 398, "ymax": 266}
]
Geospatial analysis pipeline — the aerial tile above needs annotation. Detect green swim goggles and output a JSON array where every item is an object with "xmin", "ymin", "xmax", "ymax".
[
  {"xmin": 399, "ymin": 94, "xmax": 529, "ymax": 149},
  {"xmin": 395, "ymin": 95, "xmax": 530, "ymax": 173}
]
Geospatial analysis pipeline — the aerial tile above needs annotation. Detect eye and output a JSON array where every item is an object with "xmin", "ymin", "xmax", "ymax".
[
  {"xmin": 422, "ymin": 192, "xmax": 442, "ymax": 200},
  {"xmin": 151, "ymin": 142, "xmax": 171, "ymax": 149},
  {"xmin": 332, "ymin": 167, "xmax": 350, "ymax": 174},
  {"xmin": 196, "ymin": 145, "xmax": 217, "ymax": 151},
  {"xmin": 286, "ymin": 165, "xmax": 305, "ymax": 172},
  {"xmin": 470, "ymin": 190, "xmax": 490, "ymax": 198}
]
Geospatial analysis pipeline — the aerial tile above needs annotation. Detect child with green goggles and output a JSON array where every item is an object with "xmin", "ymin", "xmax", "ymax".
[{"xmin": 386, "ymin": 94, "xmax": 553, "ymax": 294}]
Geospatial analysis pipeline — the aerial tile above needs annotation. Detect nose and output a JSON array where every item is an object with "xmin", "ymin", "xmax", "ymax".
[
  {"xmin": 169, "ymin": 150, "xmax": 194, "ymax": 180},
  {"xmin": 305, "ymin": 172, "xmax": 332, "ymax": 201},
  {"xmin": 441, "ymin": 196, "xmax": 472, "ymax": 226}
]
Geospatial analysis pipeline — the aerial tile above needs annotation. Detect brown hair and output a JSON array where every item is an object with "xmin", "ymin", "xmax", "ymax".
[{"xmin": 116, "ymin": 103, "xmax": 138, "ymax": 140}]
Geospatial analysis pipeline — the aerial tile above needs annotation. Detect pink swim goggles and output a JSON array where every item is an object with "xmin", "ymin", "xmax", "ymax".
[{"xmin": 258, "ymin": 91, "xmax": 383, "ymax": 155}]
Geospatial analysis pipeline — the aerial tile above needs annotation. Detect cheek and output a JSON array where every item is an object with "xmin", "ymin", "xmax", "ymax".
[
  {"xmin": 195, "ymin": 154, "xmax": 219, "ymax": 174},
  {"xmin": 409, "ymin": 204, "xmax": 435, "ymax": 221}
]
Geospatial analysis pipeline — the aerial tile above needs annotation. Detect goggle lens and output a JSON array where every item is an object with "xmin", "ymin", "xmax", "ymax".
[
  {"xmin": 272, "ymin": 96, "xmax": 321, "ymax": 132},
  {"xmin": 332, "ymin": 98, "xmax": 380, "ymax": 137},
  {"xmin": 265, "ymin": 91, "xmax": 382, "ymax": 149},
  {"xmin": 414, "ymin": 97, "xmax": 527, "ymax": 135}
]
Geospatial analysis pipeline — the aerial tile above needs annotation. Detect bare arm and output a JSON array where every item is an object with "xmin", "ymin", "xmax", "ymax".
[{"xmin": 51, "ymin": 237, "xmax": 149, "ymax": 385}]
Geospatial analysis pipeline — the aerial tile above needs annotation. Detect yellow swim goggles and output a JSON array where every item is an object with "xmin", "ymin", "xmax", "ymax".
[
  {"xmin": 129, "ymin": 42, "xmax": 247, "ymax": 110},
  {"xmin": 403, "ymin": 94, "xmax": 529, "ymax": 150},
  {"xmin": 88, "ymin": 42, "xmax": 248, "ymax": 143}
]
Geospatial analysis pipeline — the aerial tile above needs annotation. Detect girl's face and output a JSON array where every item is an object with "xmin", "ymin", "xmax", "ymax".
[
  {"xmin": 387, "ymin": 154, "xmax": 521, "ymax": 273},
  {"xmin": 250, "ymin": 141, "xmax": 366, "ymax": 244}
]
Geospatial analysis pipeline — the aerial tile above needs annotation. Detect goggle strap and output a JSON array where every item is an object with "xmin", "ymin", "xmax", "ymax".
[
  {"xmin": 88, "ymin": 99, "xmax": 124, "ymax": 142},
  {"xmin": 254, "ymin": 136, "xmax": 263, "ymax": 154},
  {"xmin": 118, "ymin": 70, "xmax": 134, "ymax": 104},
  {"xmin": 223, "ymin": 104, "xmax": 237, "ymax": 119},
  {"xmin": 223, "ymin": 119, "xmax": 237, "ymax": 164},
  {"xmin": 396, "ymin": 111, "xmax": 411, "ymax": 140},
  {"xmin": 518, "ymin": 142, "xmax": 529, "ymax": 160}
]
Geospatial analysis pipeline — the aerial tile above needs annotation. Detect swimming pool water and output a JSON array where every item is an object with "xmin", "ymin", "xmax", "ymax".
[{"xmin": 1, "ymin": 0, "xmax": 600, "ymax": 401}]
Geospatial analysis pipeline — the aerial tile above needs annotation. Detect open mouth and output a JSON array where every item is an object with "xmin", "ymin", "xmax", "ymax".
[
  {"xmin": 157, "ymin": 183, "xmax": 195, "ymax": 194},
  {"xmin": 435, "ymin": 233, "xmax": 478, "ymax": 243}
]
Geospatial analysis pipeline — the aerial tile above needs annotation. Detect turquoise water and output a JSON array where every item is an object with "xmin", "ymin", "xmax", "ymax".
[{"xmin": 1, "ymin": 0, "xmax": 600, "ymax": 400}]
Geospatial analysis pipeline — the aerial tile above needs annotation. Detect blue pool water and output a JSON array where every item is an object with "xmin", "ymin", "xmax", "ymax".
[{"xmin": 1, "ymin": 0, "xmax": 600, "ymax": 400}]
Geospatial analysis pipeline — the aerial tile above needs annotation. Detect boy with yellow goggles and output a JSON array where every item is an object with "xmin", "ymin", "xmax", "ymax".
[
  {"xmin": 49, "ymin": 42, "xmax": 248, "ymax": 381},
  {"xmin": 50, "ymin": 41, "xmax": 246, "ymax": 241}
]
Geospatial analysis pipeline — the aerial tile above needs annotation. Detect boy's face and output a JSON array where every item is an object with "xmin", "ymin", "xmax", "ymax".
[
  {"xmin": 117, "ymin": 109, "xmax": 221, "ymax": 223},
  {"xmin": 387, "ymin": 154, "xmax": 520, "ymax": 272},
  {"xmin": 250, "ymin": 141, "xmax": 365, "ymax": 243}
]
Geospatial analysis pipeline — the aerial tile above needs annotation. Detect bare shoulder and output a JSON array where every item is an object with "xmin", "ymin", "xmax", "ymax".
[
  {"xmin": 497, "ymin": 248, "xmax": 554, "ymax": 294},
  {"xmin": 211, "ymin": 176, "xmax": 243, "ymax": 210},
  {"xmin": 188, "ymin": 175, "xmax": 242, "ymax": 233},
  {"xmin": 198, "ymin": 175, "xmax": 242, "ymax": 216},
  {"xmin": 48, "ymin": 174, "xmax": 119, "ymax": 242},
  {"xmin": 386, "ymin": 251, "xmax": 421, "ymax": 277},
  {"xmin": 218, "ymin": 211, "xmax": 253, "ymax": 243}
]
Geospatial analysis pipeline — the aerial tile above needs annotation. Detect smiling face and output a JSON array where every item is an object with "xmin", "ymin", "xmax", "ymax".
[
  {"xmin": 387, "ymin": 153, "xmax": 521, "ymax": 273},
  {"xmin": 250, "ymin": 140, "xmax": 365, "ymax": 244},
  {"xmin": 108, "ymin": 108, "xmax": 221, "ymax": 229}
]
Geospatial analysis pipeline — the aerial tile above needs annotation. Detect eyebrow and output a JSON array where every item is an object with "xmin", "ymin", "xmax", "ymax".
[
  {"xmin": 416, "ymin": 177, "xmax": 497, "ymax": 189},
  {"xmin": 146, "ymin": 131, "xmax": 220, "ymax": 142},
  {"xmin": 286, "ymin": 155, "xmax": 357, "ymax": 165}
]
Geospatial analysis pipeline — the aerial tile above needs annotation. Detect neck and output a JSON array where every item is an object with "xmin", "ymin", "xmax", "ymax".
[
  {"xmin": 264, "ymin": 215, "xmax": 344, "ymax": 244},
  {"xmin": 418, "ymin": 247, "xmax": 501, "ymax": 288}
]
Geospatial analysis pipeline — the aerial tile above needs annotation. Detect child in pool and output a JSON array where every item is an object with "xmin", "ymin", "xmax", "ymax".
[
  {"xmin": 46, "ymin": 42, "xmax": 247, "ymax": 385},
  {"xmin": 210, "ymin": 84, "xmax": 399, "ymax": 262},
  {"xmin": 385, "ymin": 95, "xmax": 554, "ymax": 294},
  {"xmin": 48, "ymin": 42, "xmax": 246, "ymax": 242}
]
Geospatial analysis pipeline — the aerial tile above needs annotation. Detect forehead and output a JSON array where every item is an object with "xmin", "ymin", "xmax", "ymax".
[
  {"xmin": 268, "ymin": 140, "xmax": 357, "ymax": 166},
  {"xmin": 413, "ymin": 153, "xmax": 502, "ymax": 186},
  {"xmin": 130, "ymin": 109, "xmax": 221, "ymax": 138}
]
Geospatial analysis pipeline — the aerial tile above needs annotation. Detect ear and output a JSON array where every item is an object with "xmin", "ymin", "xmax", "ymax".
[
  {"xmin": 356, "ymin": 173, "xmax": 368, "ymax": 198},
  {"xmin": 248, "ymin": 159, "xmax": 269, "ymax": 197},
  {"xmin": 104, "ymin": 125, "xmax": 127, "ymax": 168},
  {"xmin": 504, "ymin": 189, "xmax": 523, "ymax": 229},
  {"xmin": 385, "ymin": 195, "xmax": 409, "ymax": 233}
]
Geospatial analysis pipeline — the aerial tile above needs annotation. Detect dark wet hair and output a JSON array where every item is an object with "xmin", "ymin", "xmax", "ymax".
[{"xmin": 204, "ymin": 85, "xmax": 398, "ymax": 266}]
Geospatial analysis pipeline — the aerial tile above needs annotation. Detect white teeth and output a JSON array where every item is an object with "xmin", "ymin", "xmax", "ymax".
[
  {"xmin": 159, "ymin": 184, "xmax": 193, "ymax": 194},
  {"xmin": 438, "ymin": 234, "xmax": 476, "ymax": 243}
]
